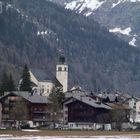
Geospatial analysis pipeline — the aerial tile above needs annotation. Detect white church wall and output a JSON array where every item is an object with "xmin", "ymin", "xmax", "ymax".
[
  {"xmin": 56, "ymin": 64, "xmax": 68, "ymax": 92},
  {"xmin": 29, "ymin": 71, "xmax": 38, "ymax": 86},
  {"xmin": 38, "ymin": 81, "xmax": 53, "ymax": 96}
]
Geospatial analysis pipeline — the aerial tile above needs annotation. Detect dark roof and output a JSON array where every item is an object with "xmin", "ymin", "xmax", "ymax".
[
  {"xmin": 30, "ymin": 68, "xmax": 53, "ymax": 81},
  {"xmin": 0, "ymin": 91, "xmax": 50, "ymax": 104},
  {"xmin": 64, "ymin": 88, "xmax": 111, "ymax": 109},
  {"xmin": 64, "ymin": 96, "xmax": 111, "ymax": 109},
  {"xmin": 106, "ymin": 103, "xmax": 130, "ymax": 110},
  {"xmin": 52, "ymin": 77, "xmax": 62, "ymax": 87}
]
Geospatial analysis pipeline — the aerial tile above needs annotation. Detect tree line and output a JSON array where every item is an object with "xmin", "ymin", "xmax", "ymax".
[
  {"xmin": 0, "ymin": 64, "xmax": 32, "ymax": 95},
  {"xmin": 0, "ymin": 64, "xmax": 64, "ymax": 129}
]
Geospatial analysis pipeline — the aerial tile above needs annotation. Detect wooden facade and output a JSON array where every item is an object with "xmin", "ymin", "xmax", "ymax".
[
  {"xmin": 0, "ymin": 92, "xmax": 48, "ymax": 127},
  {"xmin": 66, "ymin": 100, "xmax": 109, "ymax": 123}
]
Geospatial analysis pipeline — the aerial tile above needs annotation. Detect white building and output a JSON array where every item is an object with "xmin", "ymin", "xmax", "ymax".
[
  {"xmin": 128, "ymin": 97, "xmax": 138, "ymax": 123},
  {"xmin": 29, "ymin": 69, "xmax": 54, "ymax": 96},
  {"xmin": 30, "ymin": 55, "xmax": 68, "ymax": 96},
  {"xmin": 123, "ymin": 96, "xmax": 139, "ymax": 123},
  {"xmin": 56, "ymin": 55, "xmax": 68, "ymax": 93},
  {"xmin": 135, "ymin": 101, "xmax": 140, "ymax": 123}
]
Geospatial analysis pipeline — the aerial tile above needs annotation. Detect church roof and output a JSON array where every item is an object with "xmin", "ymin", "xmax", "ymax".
[{"xmin": 30, "ymin": 68, "xmax": 53, "ymax": 81}]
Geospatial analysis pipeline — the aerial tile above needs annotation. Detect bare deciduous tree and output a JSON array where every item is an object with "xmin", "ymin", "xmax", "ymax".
[{"xmin": 9, "ymin": 97, "xmax": 28, "ymax": 129}]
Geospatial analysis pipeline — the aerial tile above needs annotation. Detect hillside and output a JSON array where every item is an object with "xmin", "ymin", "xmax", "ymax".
[
  {"xmin": 53, "ymin": 0, "xmax": 140, "ymax": 48},
  {"xmin": 1, "ymin": 0, "xmax": 140, "ymax": 94}
]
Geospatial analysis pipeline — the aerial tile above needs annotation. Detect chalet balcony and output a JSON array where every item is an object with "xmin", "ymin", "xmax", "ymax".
[
  {"xmin": 33, "ymin": 116, "xmax": 48, "ymax": 121},
  {"xmin": 33, "ymin": 111, "xmax": 46, "ymax": 114},
  {"xmin": 2, "ymin": 114, "xmax": 9, "ymax": 120}
]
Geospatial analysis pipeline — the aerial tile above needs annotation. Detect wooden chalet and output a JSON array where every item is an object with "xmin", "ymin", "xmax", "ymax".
[
  {"xmin": 63, "ymin": 87, "xmax": 130, "ymax": 130},
  {"xmin": 0, "ymin": 91, "xmax": 50, "ymax": 128}
]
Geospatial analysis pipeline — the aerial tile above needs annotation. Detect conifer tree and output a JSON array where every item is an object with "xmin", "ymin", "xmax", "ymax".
[
  {"xmin": 8, "ymin": 73, "xmax": 15, "ymax": 91},
  {"xmin": 48, "ymin": 85, "xmax": 65, "ymax": 129},
  {"xmin": 20, "ymin": 64, "xmax": 32, "ymax": 92},
  {"xmin": 0, "ymin": 72, "xmax": 16, "ymax": 94},
  {"xmin": 0, "ymin": 71, "xmax": 9, "ymax": 94},
  {"xmin": 9, "ymin": 97, "xmax": 28, "ymax": 130}
]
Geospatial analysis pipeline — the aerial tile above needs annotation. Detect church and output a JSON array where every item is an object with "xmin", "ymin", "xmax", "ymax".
[{"xmin": 29, "ymin": 55, "xmax": 68, "ymax": 96}]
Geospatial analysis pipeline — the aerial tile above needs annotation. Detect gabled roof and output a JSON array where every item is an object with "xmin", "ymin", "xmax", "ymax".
[
  {"xmin": 0, "ymin": 91, "xmax": 49, "ymax": 104},
  {"xmin": 30, "ymin": 68, "xmax": 53, "ymax": 81},
  {"xmin": 65, "ymin": 86, "xmax": 91, "ymax": 97},
  {"xmin": 106, "ymin": 103, "xmax": 130, "ymax": 110},
  {"xmin": 64, "ymin": 88, "xmax": 111, "ymax": 109},
  {"xmin": 98, "ymin": 93, "xmax": 117, "ymax": 102},
  {"xmin": 64, "ymin": 96, "xmax": 111, "ymax": 109}
]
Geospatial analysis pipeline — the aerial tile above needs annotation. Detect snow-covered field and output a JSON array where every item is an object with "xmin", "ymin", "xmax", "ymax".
[{"xmin": 1, "ymin": 135, "xmax": 140, "ymax": 140}]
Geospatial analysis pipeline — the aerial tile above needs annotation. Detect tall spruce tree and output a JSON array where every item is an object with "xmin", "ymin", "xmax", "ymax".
[
  {"xmin": 0, "ymin": 72, "xmax": 15, "ymax": 94},
  {"xmin": 0, "ymin": 71, "xmax": 9, "ymax": 94},
  {"xmin": 8, "ymin": 73, "xmax": 15, "ymax": 91},
  {"xmin": 48, "ymin": 85, "xmax": 65, "ymax": 129},
  {"xmin": 20, "ymin": 64, "xmax": 32, "ymax": 92}
]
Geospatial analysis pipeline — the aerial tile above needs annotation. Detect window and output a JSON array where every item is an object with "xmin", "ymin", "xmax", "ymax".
[
  {"xmin": 64, "ymin": 67, "xmax": 67, "ymax": 71},
  {"xmin": 47, "ymin": 89, "xmax": 49, "ymax": 93},
  {"xmin": 70, "ymin": 124, "xmax": 73, "ymax": 127},
  {"xmin": 58, "ymin": 67, "xmax": 62, "ymax": 71}
]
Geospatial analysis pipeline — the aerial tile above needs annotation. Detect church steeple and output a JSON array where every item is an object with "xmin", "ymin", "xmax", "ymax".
[
  {"xmin": 59, "ymin": 54, "xmax": 66, "ymax": 64},
  {"xmin": 56, "ymin": 54, "xmax": 68, "ymax": 92}
]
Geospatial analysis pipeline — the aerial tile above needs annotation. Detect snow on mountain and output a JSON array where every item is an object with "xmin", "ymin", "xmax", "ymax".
[
  {"xmin": 65, "ymin": 0, "xmax": 105, "ymax": 16},
  {"xmin": 109, "ymin": 27, "xmax": 132, "ymax": 36},
  {"xmin": 109, "ymin": 27, "xmax": 138, "ymax": 47},
  {"xmin": 60, "ymin": 0, "xmax": 140, "ymax": 47},
  {"xmin": 111, "ymin": 0, "xmax": 122, "ymax": 8},
  {"xmin": 129, "ymin": 37, "xmax": 136, "ymax": 47},
  {"xmin": 111, "ymin": 0, "xmax": 140, "ymax": 8},
  {"xmin": 37, "ymin": 31, "xmax": 48, "ymax": 36},
  {"xmin": 65, "ymin": 0, "xmax": 140, "ymax": 14}
]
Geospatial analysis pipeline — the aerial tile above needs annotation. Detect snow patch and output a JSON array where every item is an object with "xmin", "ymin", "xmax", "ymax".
[
  {"xmin": 37, "ymin": 31, "xmax": 48, "ymax": 36},
  {"xmin": 65, "ymin": 0, "xmax": 140, "ymax": 13},
  {"xmin": 84, "ymin": 11, "xmax": 92, "ymax": 16},
  {"xmin": 1, "ymin": 136, "xmax": 140, "ymax": 140},
  {"xmin": 112, "ymin": 0, "xmax": 140, "ymax": 7},
  {"xmin": 109, "ymin": 27, "xmax": 132, "ymax": 36},
  {"xmin": 129, "ymin": 37, "xmax": 137, "ymax": 47},
  {"xmin": 128, "ymin": 0, "xmax": 140, "ymax": 2},
  {"xmin": 21, "ymin": 129, "xmax": 40, "ymax": 132},
  {"xmin": 65, "ymin": 0, "xmax": 105, "ymax": 16},
  {"xmin": 6, "ymin": 3, "xmax": 13, "ymax": 11},
  {"xmin": 112, "ymin": 0, "xmax": 121, "ymax": 8}
]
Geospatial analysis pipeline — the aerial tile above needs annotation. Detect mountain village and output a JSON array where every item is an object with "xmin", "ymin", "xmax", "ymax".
[
  {"xmin": 1, "ymin": 1, "xmax": 140, "ymax": 136},
  {"xmin": 0, "ymin": 55, "xmax": 140, "ymax": 131}
]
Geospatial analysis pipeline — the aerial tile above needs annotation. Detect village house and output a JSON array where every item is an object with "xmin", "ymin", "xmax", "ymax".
[
  {"xmin": 98, "ymin": 90, "xmax": 140, "ymax": 123},
  {"xmin": 123, "ymin": 96, "xmax": 139, "ymax": 123},
  {"xmin": 63, "ymin": 87, "xmax": 130, "ymax": 130},
  {"xmin": 0, "ymin": 91, "xmax": 50, "ymax": 128},
  {"xmin": 135, "ymin": 101, "xmax": 140, "ymax": 123}
]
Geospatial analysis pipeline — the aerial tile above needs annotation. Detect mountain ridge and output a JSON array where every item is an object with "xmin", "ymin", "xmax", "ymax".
[
  {"xmin": 1, "ymin": 0, "xmax": 140, "ymax": 95},
  {"xmin": 51, "ymin": 0, "xmax": 140, "ymax": 48}
]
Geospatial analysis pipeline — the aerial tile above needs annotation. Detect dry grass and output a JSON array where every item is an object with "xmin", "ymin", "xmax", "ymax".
[{"xmin": 0, "ymin": 130, "xmax": 140, "ymax": 137}]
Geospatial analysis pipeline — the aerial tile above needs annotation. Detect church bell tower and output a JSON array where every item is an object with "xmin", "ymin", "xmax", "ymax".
[{"xmin": 56, "ymin": 55, "xmax": 68, "ymax": 92}]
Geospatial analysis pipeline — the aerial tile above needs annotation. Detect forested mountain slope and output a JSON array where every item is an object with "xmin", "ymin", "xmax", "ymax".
[
  {"xmin": 52, "ymin": 0, "xmax": 140, "ymax": 48},
  {"xmin": 0, "ymin": 0, "xmax": 140, "ymax": 94}
]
